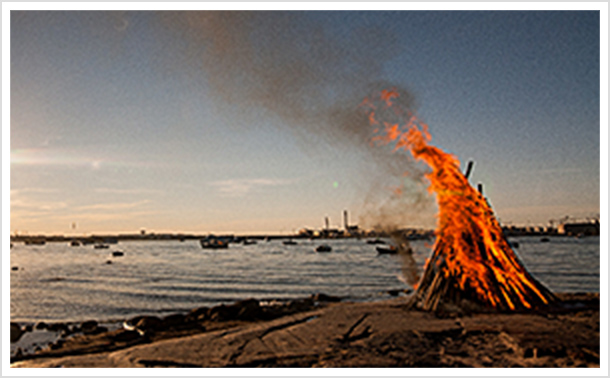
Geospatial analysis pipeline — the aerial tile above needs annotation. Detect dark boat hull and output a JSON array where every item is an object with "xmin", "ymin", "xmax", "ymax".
[
  {"xmin": 376, "ymin": 246, "xmax": 397, "ymax": 255},
  {"xmin": 200, "ymin": 239, "xmax": 228, "ymax": 249}
]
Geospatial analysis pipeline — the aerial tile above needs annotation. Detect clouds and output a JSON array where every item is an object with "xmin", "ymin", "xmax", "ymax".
[
  {"xmin": 74, "ymin": 199, "xmax": 151, "ymax": 212},
  {"xmin": 94, "ymin": 187, "xmax": 161, "ymax": 195},
  {"xmin": 11, "ymin": 148, "xmax": 107, "ymax": 170},
  {"xmin": 10, "ymin": 188, "xmax": 67, "ymax": 214},
  {"xmin": 10, "ymin": 187, "xmax": 156, "ymax": 232},
  {"xmin": 209, "ymin": 178, "xmax": 293, "ymax": 198}
]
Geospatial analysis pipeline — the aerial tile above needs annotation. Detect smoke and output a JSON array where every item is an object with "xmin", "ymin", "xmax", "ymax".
[{"xmin": 156, "ymin": 11, "xmax": 434, "ymax": 231}]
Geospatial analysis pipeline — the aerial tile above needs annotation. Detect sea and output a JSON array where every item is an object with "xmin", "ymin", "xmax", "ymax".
[{"xmin": 10, "ymin": 235, "xmax": 600, "ymax": 324}]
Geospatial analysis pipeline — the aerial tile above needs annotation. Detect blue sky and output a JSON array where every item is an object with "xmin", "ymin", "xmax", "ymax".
[{"xmin": 7, "ymin": 8, "xmax": 602, "ymax": 235}]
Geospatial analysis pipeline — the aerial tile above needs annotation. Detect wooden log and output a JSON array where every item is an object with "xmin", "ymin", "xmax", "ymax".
[{"xmin": 464, "ymin": 161, "xmax": 474, "ymax": 180}]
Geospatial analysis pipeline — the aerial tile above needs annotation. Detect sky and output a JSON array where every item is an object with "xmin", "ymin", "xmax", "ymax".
[{"xmin": 6, "ymin": 6, "xmax": 603, "ymax": 236}]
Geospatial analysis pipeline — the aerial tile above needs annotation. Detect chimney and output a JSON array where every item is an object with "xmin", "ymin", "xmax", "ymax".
[
  {"xmin": 343, "ymin": 210, "xmax": 349, "ymax": 230},
  {"xmin": 325, "ymin": 216, "xmax": 329, "ymax": 230}
]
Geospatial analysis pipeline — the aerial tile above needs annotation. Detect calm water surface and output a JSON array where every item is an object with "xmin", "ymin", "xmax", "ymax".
[{"xmin": 10, "ymin": 236, "xmax": 599, "ymax": 323}]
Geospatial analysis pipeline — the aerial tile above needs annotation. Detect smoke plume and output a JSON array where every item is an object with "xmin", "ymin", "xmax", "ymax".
[{"xmin": 156, "ymin": 11, "xmax": 434, "ymax": 231}]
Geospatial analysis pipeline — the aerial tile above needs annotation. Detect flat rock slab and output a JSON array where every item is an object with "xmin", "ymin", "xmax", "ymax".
[{"xmin": 11, "ymin": 293, "xmax": 599, "ymax": 368}]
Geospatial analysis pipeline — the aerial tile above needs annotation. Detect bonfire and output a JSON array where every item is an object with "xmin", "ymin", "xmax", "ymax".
[{"xmin": 363, "ymin": 89, "xmax": 556, "ymax": 312}]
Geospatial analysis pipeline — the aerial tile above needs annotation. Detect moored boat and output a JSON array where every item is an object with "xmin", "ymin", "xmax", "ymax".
[
  {"xmin": 200, "ymin": 236, "xmax": 229, "ymax": 249},
  {"xmin": 376, "ymin": 246, "xmax": 398, "ymax": 255},
  {"xmin": 24, "ymin": 239, "xmax": 46, "ymax": 246}
]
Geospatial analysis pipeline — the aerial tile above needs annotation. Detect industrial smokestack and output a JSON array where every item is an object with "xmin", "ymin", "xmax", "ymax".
[
  {"xmin": 325, "ymin": 216, "xmax": 329, "ymax": 230},
  {"xmin": 344, "ymin": 210, "xmax": 349, "ymax": 230}
]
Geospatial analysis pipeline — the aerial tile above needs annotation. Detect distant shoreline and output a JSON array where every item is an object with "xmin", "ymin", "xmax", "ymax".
[
  {"xmin": 9, "ymin": 227, "xmax": 599, "ymax": 245},
  {"xmin": 8, "ymin": 228, "xmax": 435, "ymax": 244}
]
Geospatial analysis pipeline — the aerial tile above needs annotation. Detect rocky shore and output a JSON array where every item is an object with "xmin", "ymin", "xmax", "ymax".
[{"xmin": 10, "ymin": 292, "xmax": 600, "ymax": 368}]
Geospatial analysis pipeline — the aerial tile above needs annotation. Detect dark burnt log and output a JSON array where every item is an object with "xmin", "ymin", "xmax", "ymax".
[{"xmin": 464, "ymin": 161, "xmax": 474, "ymax": 180}]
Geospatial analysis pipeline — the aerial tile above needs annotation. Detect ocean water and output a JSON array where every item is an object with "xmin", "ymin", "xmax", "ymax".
[{"xmin": 9, "ymin": 236, "xmax": 600, "ymax": 324}]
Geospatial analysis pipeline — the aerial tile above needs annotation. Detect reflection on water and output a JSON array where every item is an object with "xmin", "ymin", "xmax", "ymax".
[{"xmin": 10, "ymin": 236, "xmax": 599, "ymax": 323}]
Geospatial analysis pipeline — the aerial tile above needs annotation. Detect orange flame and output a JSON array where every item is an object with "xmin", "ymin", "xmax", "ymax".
[{"xmin": 363, "ymin": 89, "xmax": 553, "ymax": 310}]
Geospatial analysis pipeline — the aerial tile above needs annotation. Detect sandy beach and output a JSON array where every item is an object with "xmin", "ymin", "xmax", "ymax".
[{"xmin": 10, "ymin": 292, "xmax": 599, "ymax": 368}]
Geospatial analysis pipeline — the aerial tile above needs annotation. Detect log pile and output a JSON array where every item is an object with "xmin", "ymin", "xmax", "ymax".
[
  {"xmin": 364, "ymin": 87, "xmax": 556, "ymax": 312},
  {"xmin": 406, "ymin": 154, "xmax": 556, "ymax": 312}
]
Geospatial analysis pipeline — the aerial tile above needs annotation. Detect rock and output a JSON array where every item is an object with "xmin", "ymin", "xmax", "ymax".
[
  {"xmin": 186, "ymin": 306, "xmax": 209, "ymax": 322},
  {"xmin": 34, "ymin": 322, "xmax": 48, "ymax": 330},
  {"xmin": 208, "ymin": 304, "xmax": 234, "ymax": 322},
  {"xmin": 47, "ymin": 323, "xmax": 68, "ymax": 333},
  {"xmin": 135, "ymin": 316, "xmax": 162, "ymax": 331},
  {"xmin": 95, "ymin": 326, "xmax": 108, "ymax": 334},
  {"xmin": 289, "ymin": 297, "xmax": 316, "ymax": 311},
  {"xmin": 10, "ymin": 323, "xmax": 24, "ymax": 343},
  {"xmin": 11, "ymin": 266, "xmax": 19, "ymax": 271},
  {"xmin": 162, "ymin": 313, "xmax": 187, "ymax": 328},
  {"xmin": 49, "ymin": 340, "xmax": 65, "ymax": 350},
  {"xmin": 235, "ymin": 299, "xmax": 262, "ymax": 320},
  {"xmin": 81, "ymin": 320, "xmax": 98, "ymax": 334},
  {"xmin": 111, "ymin": 329, "xmax": 141, "ymax": 342},
  {"xmin": 311, "ymin": 293, "xmax": 341, "ymax": 303},
  {"xmin": 7, "ymin": 294, "xmax": 602, "ymax": 368},
  {"xmin": 112, "ymin": 251, "xmax": 124, "ymax": 257},
  {"xmin": 206, "ymin": 299, "xmax": 265, "ymax": 322},
  {"xmin": 105, "ymin": 260, "xmax": 113, "ymax": 264},
  {"xmin": 24, "ymin": 324, "xmax": 33, "ymax": 332}
]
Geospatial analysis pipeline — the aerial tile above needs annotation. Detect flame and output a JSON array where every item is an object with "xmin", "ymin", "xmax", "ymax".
[{"xmin": 363, "ymin": 88, "xmax": 554, "ymax": 310}]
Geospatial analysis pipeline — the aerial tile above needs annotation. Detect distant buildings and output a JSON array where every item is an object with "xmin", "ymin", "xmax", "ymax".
[
  {"xmin": 502, "ymin": 218, "xmax": 600, "ymax": 237},
  {"xmin": 557, "ymin": 220, "xmax": 600, "ymax": 236}
]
